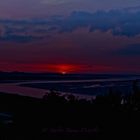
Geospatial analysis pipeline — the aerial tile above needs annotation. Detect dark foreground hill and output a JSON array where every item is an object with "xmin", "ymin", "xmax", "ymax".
[{"xmin": 0, "ymin": 80, "xmax": 140, "ymax": 139}]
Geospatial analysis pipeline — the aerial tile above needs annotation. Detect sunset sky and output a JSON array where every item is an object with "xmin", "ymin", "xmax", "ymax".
[{"xmin": 0, "ymin": 0, "xmax": 140, "ymax": 73}]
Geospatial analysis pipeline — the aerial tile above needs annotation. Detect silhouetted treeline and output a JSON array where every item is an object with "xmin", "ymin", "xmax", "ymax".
[{"xmin": 0, "ymin": 80, "xmax": 140, "ymax": 139}]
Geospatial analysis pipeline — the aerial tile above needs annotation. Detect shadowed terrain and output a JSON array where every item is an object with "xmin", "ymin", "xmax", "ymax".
[{"xmin": 0, "ymin": 80, "xmax": 140, "ymax": 139}]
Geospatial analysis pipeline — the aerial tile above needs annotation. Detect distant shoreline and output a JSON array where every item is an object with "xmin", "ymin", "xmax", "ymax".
[{"xmin": 0, "ymin": 77, "xmax": 139, "ymax": 99}]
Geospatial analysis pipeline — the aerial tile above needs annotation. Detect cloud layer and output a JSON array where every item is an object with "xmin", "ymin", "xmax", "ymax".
[{"xmin": 1, "ymin": 9, "xmax": 140, "ymax": 43}]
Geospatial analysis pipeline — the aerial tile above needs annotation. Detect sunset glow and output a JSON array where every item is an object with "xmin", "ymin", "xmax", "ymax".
[
  {"xmin": 44, "ymin": 64, "xmax": 78, "ymax": 74},
  {"xmin": 0, "ymin": 0, "xmax": 139, "ymax": 73}
]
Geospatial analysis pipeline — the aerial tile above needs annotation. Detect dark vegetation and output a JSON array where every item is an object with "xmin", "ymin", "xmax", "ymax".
[{"xmin": 0, "ymin": 80, "xmax": 140, "ymax": 139}]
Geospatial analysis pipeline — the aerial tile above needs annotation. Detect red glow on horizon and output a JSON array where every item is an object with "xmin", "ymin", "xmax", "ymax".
[
  {"xmin": 0, "ymin": 62, "xmax": 139, "ymax": 73},
  {"xmin": 45, "ymin": 64, "xmax": 78, "ymax": 74}
]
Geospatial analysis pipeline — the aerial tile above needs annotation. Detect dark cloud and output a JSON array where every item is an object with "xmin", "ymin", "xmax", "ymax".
[
  {"xmin": 0, "ymin": 19, "xmax": 49, "ymax": 43},
  {"xmin": 1, "ymin": 8, "xmax": 140, "ymax": 43},
  {"xmin": 0, "ymin": 35, "xmax": 43, "ymax": 43},
  {"xmin": 57, "ymin": 10, "xmax": 140, "ymax": 37}
]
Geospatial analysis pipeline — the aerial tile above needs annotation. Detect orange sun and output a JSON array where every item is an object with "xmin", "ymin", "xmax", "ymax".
[
  {"xmin": 58, "ymin": 65, "xmax": 73, "ymax": 74},
  {"xmin": 45, "ymin": 64, "xmax": 78, "ymax": 74},
  {"xmin": 33, "ymin": 64, "xmax": 79, "ymax": 73},
  {"xmin": 61, "ymin": 71, "xmax": 67, "ymax": 75}
]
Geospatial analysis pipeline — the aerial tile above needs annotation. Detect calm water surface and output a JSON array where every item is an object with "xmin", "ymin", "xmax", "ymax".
[{"xmin": 0, "ymin": 76, "xmax": 140, "ymax": 98}]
